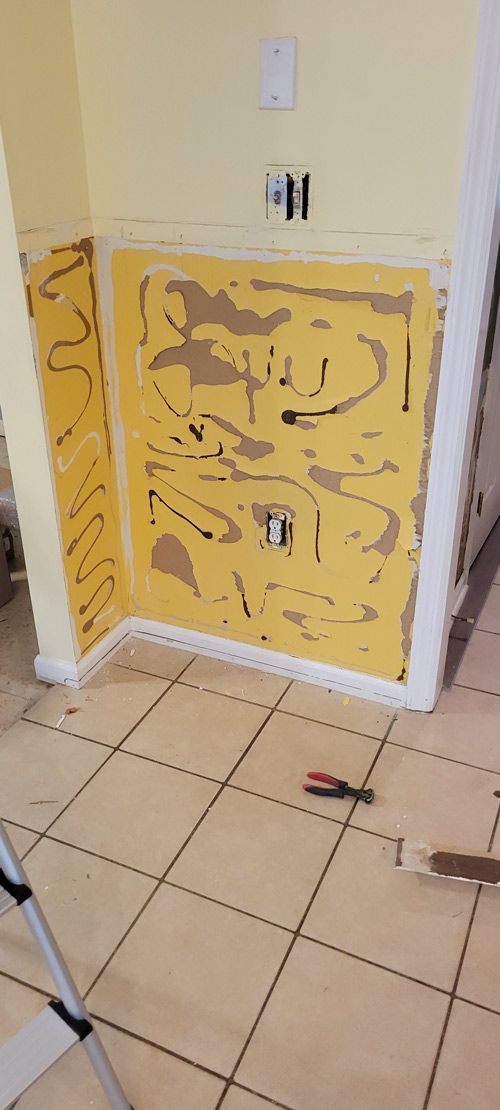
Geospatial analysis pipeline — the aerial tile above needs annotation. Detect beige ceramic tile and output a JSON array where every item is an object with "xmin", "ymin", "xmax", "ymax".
[
  {"xmin": 170, "ymin": 787, "xmax": 339, "ymax": 928},
  {"xmin": 237, "ymin": 938, "xmax": 447, "ymax": 1110},
  {"xmin": 351, "ymin": 744, "xmax": 500, "ymax": 848},
  {"xmin": 279, "ymin": 681, "xmax": 394, "ymax": 738},
  {"xmin": 113, "ymin": 635, "xmax": 194, "ymax": 679},
  {"xmin": 231, "ymin": 711, "xmax": 379, "ymax": 821},
  {"xmin": 458, "ymin": 887, "xmax": 500, "ymax": 1012},
  {"xmin": 3, "ymin": 821, "xmax": 39, "ymax": 858},
  {"xmin": 124, "ymin": 684, "xmax": 268, "ymax": 780},
  {"xmin": 88, "ymin": 884, "xmax": 290, "ymax": 1076},
  {"xmin": 455, "ymin": 630, "xmax": 500, "ymax": 695},
  {"xmin": 0, "ymin": 719, "xmax": 109, "ymax": 831},
  {"xmin": 0, "ymin": 580, "xmax": 48, "ymax": 702},
  {"xmin": 0, "ymin": 838, "xmax": 154, "ymax": 994},
  {"xmin": 428, "ymin": 999, "xmax": 500, "ymax": 1110},
  {"xmin": 491, "ymin": 811, "xmax": 500, "ymax": 854},
  {"xmin": 0, "ymin": 973, "xmax": 43, "ymax": 1041},
  {"xmin": 222, "ymin": 1088, "xmax": 273, "ymax": 1109},
  {"xmin": 25, "ymin": 662, "xmax": 168, "ymax": 747},
  {"xmin": 0, "ymin": 689, "xmax": 29, "ymax": 734},
  {"xmin": 476, "ymin": 583, "xmax": 500, "ymax": 634},
  {"xmin": 302, "ymin": 826, "xmax": 476, "ymax": 989},
  {"xmin": 0, "ymin": 975, "xmax": 223, "ymax": 1109},
  {"xmin": 390, "ymin": 685, "xmax": 500, "ymax": 772},
  {"xmin": 52, "ymin": 750, "xmax": 218, "ymax": 876},
  {"xmin": 181, "ymin": 655, "xmax": 289, "ymax": 706}
]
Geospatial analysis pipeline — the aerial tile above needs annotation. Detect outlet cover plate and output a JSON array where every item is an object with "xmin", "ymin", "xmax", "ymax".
[{"xmin": 266, "ymin": 166, "xmax": 312, "ymax": 225}]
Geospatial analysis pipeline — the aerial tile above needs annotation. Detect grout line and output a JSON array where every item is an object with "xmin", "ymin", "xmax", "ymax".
[
  {"xmin": 0, "ymin": 973, "xmax": 229, "ymax": 1091},
  {"xmin": 298, "ymin": 936, "xmax": 451, "ymax": 997},
  {"xmin": 20, "ymin": 681, "xmax": 175, "ymax": 867},
  {"xmin": 273, "ymin": 702, "xmax": 394, "ymax": 742},
  {"xmin": 454, "ymin": 682, "xmax": 500, "ymax": 698},
  {"xmin": 225, "ymin": 782, "xmax": 350, "ymax": 827},
  {"xmin": 488, "ymin": 800, "xmax": 500, "ymax": 850},
  {"xmin": 421, "ymin": 997, "xmax": 453, "ymax": 1110},
  {"xmin": 18, "ymin": 714, "xmax": 117, "ymax": 750},
  {"xmin": 0, "ymin": 968, "xmax": 54, "ymax": 1002},
  {"xmin": 386, "ymin": 737, "xmax": 500, "ymax": 777},
  {"xmin": 81, "ymin": 705, "xmax": 277, "ymax": 1002},
  {"xmin": 44, "ymin": 833, "xmax": 159, "ymax": 880},
  {"xmin": 453, "ymin": 994, "xmax": 500, "ymax": 1019},
  {"xmin": 100, "ymin": 746, "xmax": 224, "ymax": 786},
  {"xmin": 176, "ymin": 678, "xmax": 287, "ymax": 714},
  {"xmin": 421, "ymin": 810, "xmax": 495, "ymax": 1110},
  {"xmin": 87, "ymin": 1009, "xmax": 228, "ymax": 1082},
  {"xmin": 215, "ymin": 724, "xmax": 391, "ymax": 1107},
  {"xmin": 227, "ymin": 1082, "xmax": 294, "ymax": 1109},
  {"xmin": 163, "ymin": 878, "xmax": 294, "ymax": 933}
]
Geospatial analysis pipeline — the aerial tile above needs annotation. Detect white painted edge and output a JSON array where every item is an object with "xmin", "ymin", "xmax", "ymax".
[
  {"xmin": 407, "ymin": 0, "xmax": 500, "ymax": 711},
  {"xmin": 35, "ymin": 617, "xmax": 130, "ymax": 688},
  {"xmin": 130, "ymin": 616, "xmax": 407, "ymax": 707},
  {"xmin": 35, "ymin": 610, "xmax": 407, "ymax": 706},
  {"xmin": 102, "ymin": 234, "xmax": 449, "ymax": 291}
]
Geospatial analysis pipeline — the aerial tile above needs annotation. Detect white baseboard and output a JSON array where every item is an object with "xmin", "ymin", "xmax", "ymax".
[
  {"xmin": 130, "ymin": 616, "xmax": 408, "ymax": 708},
  {"xmin": 34, "ymin": 612, "xmax": 408, "ymax": 707},
  {"xmin": 35, "ymin": 617, "xmax": 131, "ymax": 687}
]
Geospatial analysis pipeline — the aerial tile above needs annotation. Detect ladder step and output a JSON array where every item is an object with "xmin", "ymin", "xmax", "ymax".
[
  {"xmin": 0, "ymin": 887, "xmax": 16, "ymax": 918},
  {"xmin": 0, "ymin": 1004, "xmax": 80, "ymax": 1110}
]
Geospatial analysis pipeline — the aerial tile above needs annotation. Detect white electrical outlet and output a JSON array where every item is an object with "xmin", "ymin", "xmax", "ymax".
[{"xmin": 266, "ymin": 166, "xmax": 311, "ymax": 226}]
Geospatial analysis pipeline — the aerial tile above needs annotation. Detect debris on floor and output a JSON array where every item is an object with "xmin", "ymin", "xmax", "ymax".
[
  {"xmin": 395, "ymin": 838, "xmax": 500, "ymax": 887},
  {"xmin": 55, "ymin": 707, "xmax": 79, "ymax": 728}
]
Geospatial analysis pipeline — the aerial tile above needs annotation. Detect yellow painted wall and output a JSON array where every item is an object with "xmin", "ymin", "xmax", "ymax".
[
  {"xmin": 0, "ymin": 3, "xmax": 480, "ymax": 681},
  {"xmin": 105, "ymin": 240, "xmax": 445, "ymax": 682},
  {"xmin": 0, "ymin": 0, "xmax": 89, "ymax": 236},
  {"xmin": 0, "ymin": 133, "xmax": 76, "ymax": 665},
  {"xmin": 26, "ymin": 241, "xmax": 126, "ymax": 654},
  {"xmin": 71, "ymin": 0, "xmax": 477, "ymax": 258}
]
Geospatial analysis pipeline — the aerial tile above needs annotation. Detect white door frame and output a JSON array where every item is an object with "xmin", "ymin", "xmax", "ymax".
[{"xmin": 407, "ymin": 0, "xmax": 500, "ymax": 710}]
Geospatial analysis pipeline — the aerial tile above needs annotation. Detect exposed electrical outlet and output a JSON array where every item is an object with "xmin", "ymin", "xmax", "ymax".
[
  {"xmin": 266, "ymin": 511, "xmax": 288, "ymax": 548},
  {"xmin": 266, "ymin": 167, "xmax": 311, "ymax": 225}
]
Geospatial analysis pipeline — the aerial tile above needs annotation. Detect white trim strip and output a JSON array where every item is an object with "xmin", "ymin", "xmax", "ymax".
[
  {"xmin": 407, "ymin": 0, "xmax": 500, "ymax": 711},
  {"xmin": 130, "ymin": 616, "xmax": 407, "ymax": 707},
  {"xmin": 35, "ymin": 617, "xmax": 130, "ymax": 688}
]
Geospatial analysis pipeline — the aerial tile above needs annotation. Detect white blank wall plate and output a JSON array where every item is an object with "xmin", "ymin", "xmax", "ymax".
[{"xmin": 260, "ymin": 37, "xmax": 297, "ymax": 110}]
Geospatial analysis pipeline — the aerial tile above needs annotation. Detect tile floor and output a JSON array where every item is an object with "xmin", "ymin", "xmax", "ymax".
[{"xmin": 0, "ymin": 528, "xmax": 499, "ymax": 1106}]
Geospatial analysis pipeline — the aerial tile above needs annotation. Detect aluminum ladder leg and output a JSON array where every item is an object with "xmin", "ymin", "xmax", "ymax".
[{"xmin": 0, "ymin": 819, "xmax": 133, "ymax": 1109}]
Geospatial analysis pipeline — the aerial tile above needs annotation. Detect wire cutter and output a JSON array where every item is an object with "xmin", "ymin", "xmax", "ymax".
[{"xmin": 303, "ymin": 771, "xmax": 374, "ymax": 804}]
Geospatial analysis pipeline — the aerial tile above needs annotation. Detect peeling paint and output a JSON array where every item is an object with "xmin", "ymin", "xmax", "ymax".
[{"xmin": 27, "ymin": 239, "xmax": 448, "ymax": 682}]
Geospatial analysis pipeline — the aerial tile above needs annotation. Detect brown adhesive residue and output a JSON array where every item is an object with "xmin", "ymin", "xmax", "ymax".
[
  {"xmin": 309, "ymin": 461, "xmax": 400, "ymax": 557},
  {"xmin": 410, "ymin": 306, "xmax": 444, "ymax": 545},
  {"xmin": 311, "ymin": 319, "xmax": 332, "ymax": 329},
  {"xmin": 251, "ymin": 502, "xmax": 295, "ymax": 527},
  {"xmin": 430, "ymin": 850, "xmax": 500, "ymax": 885},
  {"xmin": 208, "ymin": 415, "xmax": 274, "ymax": 460},
  {"xmin": 283, "ymin": 609, "xmax": 308, "ymax": 628},
  {"xmin": 400, "ymin": 558, "xmax": 418, "ymax": 659},
  {"xmin": 152, "ymin": 532, "xmax": 200, "ymax": 594},
  {"xmin": 250, "ymin": 278, "xmax": 413, "ymax": 322}
]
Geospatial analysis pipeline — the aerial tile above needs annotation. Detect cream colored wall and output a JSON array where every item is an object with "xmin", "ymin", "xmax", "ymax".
[
  {"xmin": 0, "ymin": 132, "xmax": 76, "ymax": 664},
  {"xmin": 0, "ymin": 0, "xmax": 89, "ymax": 237},
  {"xmin": 71, "ymin": 0, "xmax": 478, "ymax": 258}
]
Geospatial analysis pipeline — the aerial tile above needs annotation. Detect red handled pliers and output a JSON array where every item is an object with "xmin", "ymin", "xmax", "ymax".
[{"xmin": 303, "ymin": 771, "xmax": 374, "ymax": 804}]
